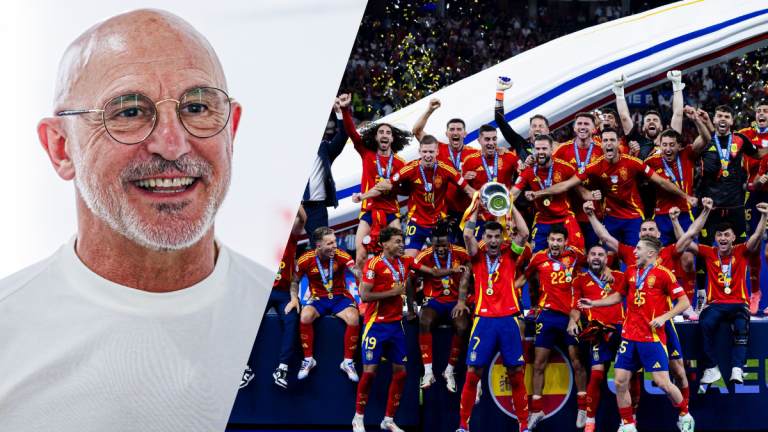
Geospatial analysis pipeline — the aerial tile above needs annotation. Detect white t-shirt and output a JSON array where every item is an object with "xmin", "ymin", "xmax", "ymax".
[{"xmin": 0, "ymin": 236, "xmax": 271, "ymax": 431}]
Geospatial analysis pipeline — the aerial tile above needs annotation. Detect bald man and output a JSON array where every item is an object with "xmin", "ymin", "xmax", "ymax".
[{"xmin": 0, "ymin": 10, "xmax": 271, "ymax": 431}]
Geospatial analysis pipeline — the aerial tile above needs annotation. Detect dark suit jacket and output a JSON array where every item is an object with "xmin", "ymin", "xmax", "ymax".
[{"xmin": 302, "ymin": 116, "xmax": 348, "ymax": 208}]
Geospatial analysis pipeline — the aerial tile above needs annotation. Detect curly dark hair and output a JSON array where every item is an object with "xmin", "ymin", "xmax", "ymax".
[
  {"xmin": 431, "ymin": 218, "xmax": 453, "ymax": 241},
  {"xmin": 359, "ymin": 122, "xmax": 414, "ymax": 153}
]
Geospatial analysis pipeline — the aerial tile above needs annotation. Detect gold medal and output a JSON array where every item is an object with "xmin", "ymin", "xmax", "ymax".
[
  {"xmin": 566, "ymin": 276, "xmax": 572, "ymax": 283},
  {"xmin": 723, "ymin": 170, "xmax": 729, "ymax": 177},
  {"xmin": 328, "ymin": 293, "xmax": 333, "ymax": 299},
  {"xmin": 604, "ymin": 287, "xmax": 612, "ymax": 294},
  {"xmin": 275, "ymin": 273, "xmax": 282, "ymax": 281},
  {"xmin": 543, "ymin": 199, "xmax": 551, "ymax": 207},
  {"xmin": 443, "ymin": 289, "xmax": 451, "ymax": 296},
  {"xmin": 486, "ymin": 288, "xmax": 494, "ymax": 296},
  {"xmin": 725, "ymin": 287, "xmax": 732, "ymax": 295}
]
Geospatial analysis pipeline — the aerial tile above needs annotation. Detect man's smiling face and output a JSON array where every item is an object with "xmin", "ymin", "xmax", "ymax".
[{"xmin": 51, "ymin": 10, "xmax": 240, "ymax": 251}]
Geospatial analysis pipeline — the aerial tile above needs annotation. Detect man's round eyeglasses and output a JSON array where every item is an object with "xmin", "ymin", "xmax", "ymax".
[{"xmin": 57, "ymin": 87, "xmax": 235, "ymax": 145}]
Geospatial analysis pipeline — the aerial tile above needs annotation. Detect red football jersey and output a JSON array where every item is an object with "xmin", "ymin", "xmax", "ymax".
[
  {"xmin": 696, "ymin": 244, "xmax": 754, "ymax": 305},
  {"xmin": 415, "ymin": 244, "xmax": 470, "ymax": 303},
  {"xmin": 740, "ymin": 127, "xmax": 768, "ymax": 190},
  {"xmin": 471, "ymin": 241, "xmax": 524, "ymax": 317},
  {"xmin": 513, "ymin": 158, "xmax": 577, "ymax": 223},
  {"xmin": 273, "ymin": 233, "xmax": 299, "ymax": 291},
  {"xmin": 462, "ymin": 151, "xmax": 520, "ymax": 220},
  {"xmin": 617, "ymin": 265, "xmax": 685, "ymax": 344},
  {"xmin": 645, "ymin": 146, "xmax": 696, "ymax": 214},
  {"xmin": 616, "ymin": 242, "xmax": 681, "ymax": 278},
  {"xmin": 295, "ymin": 249, "xmax": 356, "ymax": 298},
  {"xmin": 552, "ymin": 140, "xmax": 605, "ymax": 221},
  {"xmin": 524, "ymin": 247, "xmax": 584, "ymax": 315},
  {"xmin": 437, "ymin": 142, "xmax": 481, "ymax": 213},
  {"xmin": 394, "ymin": 160, "xmax": 467, "ymax": 227},
  {"xmin": 342, "ymin": 108, "xmax": 407, "ymax": 214},
  {"xmin": 573, "ymin": 269, "xmax": 625, "ymax": 325},
  {"xmin": 576, "ymin": 154, "xmax": 653, "ymax": 219},
  {"xmin": 362, "ymin": 254, "xmax": 422, "ymax": 323}
]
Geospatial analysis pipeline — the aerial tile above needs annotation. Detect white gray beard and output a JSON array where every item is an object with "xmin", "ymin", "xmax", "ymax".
[{"xmin": 72, "ymin": 147, "xmax": 229, "ymax": 252}]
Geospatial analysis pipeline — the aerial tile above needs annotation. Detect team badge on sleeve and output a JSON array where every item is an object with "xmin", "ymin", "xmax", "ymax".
[
  {"xmin": 393, "ymin": 173, "xmax": 400, "ymax": 182},
  {"xmin": 366, "ymin": 270, "xmax": 375, "ymax": 279}
]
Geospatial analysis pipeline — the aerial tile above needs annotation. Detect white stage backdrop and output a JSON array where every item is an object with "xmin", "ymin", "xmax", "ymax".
[{"xmin": 0, "ymin": 0, "xmax": 367, "ymax": 279}]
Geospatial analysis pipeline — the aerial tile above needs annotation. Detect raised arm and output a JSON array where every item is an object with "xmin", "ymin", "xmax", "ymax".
[
  {"xmin": 668, "ymin": 71, "xmax": 685, "ymax": 134},
  {"xmin": 673, "ymin": 198, "xmax": 712, "ymax": 254},
  {"xmin": 649, "ymin": 172, "xmax": 697, "ymax": 207},
  {"xmin": 495, "ymin": 77, "xmax": 531, "ymax": 157},
  {"xmin": 670, "ymin": 207, "xmax": 699, "ymax": 255},
  {"xmin": 530, "ymin": 174, "xmax": 582, "ymax": 198},
  {"xmin": 747, "ymin": 203, "xmax": 768, "ymax": 253},
  {"xmin": 412, "ymin": 98, "xmax": 440, "ymax": 141},
  {"xmin": 292, "ymin": 204, "xmax": 308, "ymax": 236},
  {"xmin": 686, "ymin": 106, "xmax": 712, "ymax": 156},
  {"xmin": 613, "ymin": 74, "xmax": 635, "ymax": 134},
  {"xmin": 327, "ymin": 97, "xmax": 350, "ymax": 161},
  {"xmin": 510, "ymin": 200, "xmax": 529, "ymax": 248},
  {"xmin": 463, "ymin": 197, "xmax": 481, "ymax": 257},
  {"xmin": 584, "ymin": 200, "xmax": 619, "ymax": 253},
  {"xmin": 340, "ymin": 94, "xmax": 364, "ymax": 151}
]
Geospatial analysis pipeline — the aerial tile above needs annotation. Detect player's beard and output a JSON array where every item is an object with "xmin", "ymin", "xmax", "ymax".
[
  {"xmin": 72, "ymin": 147, "xmax": 229, "ymax": 252},
  {"xmin": 589, "ymin": 262, "xmax": 604, "ymax": 275},
  {"xmin": 536, "ymin": 154, "xmax": 550, "ymax": 166}
]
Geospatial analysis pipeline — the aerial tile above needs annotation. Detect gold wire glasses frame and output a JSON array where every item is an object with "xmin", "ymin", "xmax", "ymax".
[{"xmin": 57, "ymin": 87, "xmax": 235, "ymax": 145}]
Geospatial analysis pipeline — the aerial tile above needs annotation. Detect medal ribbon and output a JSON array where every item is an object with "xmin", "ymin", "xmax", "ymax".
[
  {"xmin": 448, "ymin": 146, "xmax": 463, "ymax": 171},
  {"xmin": 574, "ymin": 141, "xmax": 594, "ymax": 172},
  {"xmin": 635, "ymin": 265, "xmax": 654, "ymax": 291},
  {"xmin": 481, "ymin": 150, "xmax": 499, "ymax": 182},
  {"xmin": 382, "ymin": 254, "xmax": 406, "ymax": 284},
  {"xmin": 661, "ymin": 154, "xmax": 684, "ymax": 189},
  {"xmin": 586, "ymin": 269, "xmax": 608, "ymax": 290},
  {"xmin": 315, "ymin": 253, "xmax": 334, "ymax": 295},
  {"xmin": 419, "ymin": 162, "xmax": 436, "ymax": 205},
  {"xmin": 375, "ymin": 152, "xmax": 394, "ymax": 180},
  {"xmin": 548, "ymin": 248, "xmax": 576, "ymax": 280},
  {"xmin": 434, "ymin": 248, "xmax": 452, "ymax": 291},
  {"xmin": 485, "ymin": 252, "xmax": 501, "ymax": 290},
  {"xmin": 714, "ymin": 133, "xmax": 733, "ymax": 178},
  {"xmin": 717, "ymin": 249, "xmax": 733, "ymax": 290},
  {"xmin": 533, "ymin": 161, "xmax": 554, "ymax": 190}
]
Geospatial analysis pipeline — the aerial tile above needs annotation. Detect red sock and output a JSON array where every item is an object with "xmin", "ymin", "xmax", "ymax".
[
  {"xmin": 356, "ymin": 372, "xmax": 376, "ymax": 415},
  {"xmin": 345, "ymin": 325, "xmax": 359, "ymax": 359},
  {"xmin": 448, "ymin": 334, "xmax": 464, "ymax": 367},
  {"xmin": 673, "ymin": 395, "xmax": 689, "ymax": 416},
  {"xmin": 749, "ymin": 253, "xmax": 761, "ymax": 291},
  {"xmin": 629, "ymin": 373, "xmax": 642, "ymax": 415},
  {"xmin": 419, "ymin": 334, "xmax": 433, "ymax": 366},
  {"xmin": 619, "ymin": 405, "xmax": 635, "ymax": 426},
  {"xmin": 586, "ymin": 370, "xmax": 605, "ymax": 419},
  {"xmin": 299, "ymin": 322, "xmax": 313, "ymax": 357},
  {"xmin": 460, "ymin": 371, "xmax": 481, "ymax": 429},
  {"xmin": 531, "ymin": 397, "xmax": 543, "ymax": 414},
  {"xmin": 680, "ymin": 386, "xmax": 690, "ymax": 409},
  {"xmin": 385, "ymin": 371, "xmax": 407, "ymax": 417},
  {"xmin": 577, "ymin": 392, "xmax": 587, "ymax": 412},
  {"xmin": 682, "ymin": 270, "xmax": 697, "ymax": 303},
  {"xmin": 509, "ymin": 370, "xmax": 529, "ymax": 427}
]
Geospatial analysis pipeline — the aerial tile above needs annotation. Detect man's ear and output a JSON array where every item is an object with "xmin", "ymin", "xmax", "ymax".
[
  {"xmin": 228, "ymin": 102, "xmax": 242, "ymax": 153},
  {"xmin": 38, "ymin": 118, "xmax": 75, "ymax": 181}
]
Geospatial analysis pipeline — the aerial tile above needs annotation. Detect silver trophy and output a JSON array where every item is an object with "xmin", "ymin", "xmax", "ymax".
[{"xmin": 480, "ymin": 182, "xmax": 512, "ymax": 217}]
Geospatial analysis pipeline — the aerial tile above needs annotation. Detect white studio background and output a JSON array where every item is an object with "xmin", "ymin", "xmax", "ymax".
[{"xmin": 0, "ymin": 0, "xmax": 367, "ymax": 280}]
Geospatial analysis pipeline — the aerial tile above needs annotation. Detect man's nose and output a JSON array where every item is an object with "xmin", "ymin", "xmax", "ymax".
[{"xmin": 144, "ymin": 101, "xmax": 191, "ymax": 161}]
